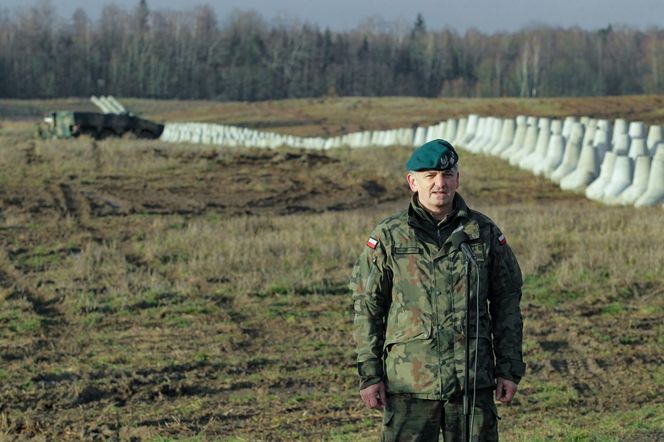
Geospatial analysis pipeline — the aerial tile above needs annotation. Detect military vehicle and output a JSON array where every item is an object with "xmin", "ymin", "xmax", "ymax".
[{"xmin": 40, "ymin": 96, "xmax": 164, "ymax": 140}]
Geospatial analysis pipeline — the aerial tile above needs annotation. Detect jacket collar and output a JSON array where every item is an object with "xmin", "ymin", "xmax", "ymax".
[
  {"xmin": 407, "ymin": 193, "xmax": 481, "ymax": 252},
  {"xmin": 450, "ymin": 194, "xmax": 480, "ymax": 241}
]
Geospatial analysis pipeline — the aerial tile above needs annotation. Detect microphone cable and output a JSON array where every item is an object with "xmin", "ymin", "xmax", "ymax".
[{"xmin": 469, "ymin": 263, "xmax": 481, "ymax": 437}]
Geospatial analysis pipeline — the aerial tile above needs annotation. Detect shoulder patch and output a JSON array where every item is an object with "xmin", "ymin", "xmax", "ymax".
[
  {"xmin": 367, "ymin": 237, "xmax": 379, "ymax": 249},
  {"xmin": 498, "ymin": 233, "xmax": 507, "ymax": 245}
]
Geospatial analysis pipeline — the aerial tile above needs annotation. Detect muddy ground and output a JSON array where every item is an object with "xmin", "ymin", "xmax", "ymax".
[
  {"xmin": 0, "ymin": 97, "xmax": 662, "ymax": 440},
  {"xmin": 0, "ymin": 142, "xmax": 413, "ymax": 440}
]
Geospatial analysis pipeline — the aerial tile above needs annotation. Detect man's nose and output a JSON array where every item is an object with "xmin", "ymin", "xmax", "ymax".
[{"xmin": 434, "ymin": 173, "xmax": 445, "ymax": 187}]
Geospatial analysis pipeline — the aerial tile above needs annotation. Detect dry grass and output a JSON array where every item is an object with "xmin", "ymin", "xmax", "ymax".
[{"xmin": 0, "ymin": 97, "xmax": 662, "ymax": 440}]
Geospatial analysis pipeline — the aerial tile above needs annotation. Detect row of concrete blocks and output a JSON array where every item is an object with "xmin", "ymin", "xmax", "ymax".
[
  {"xmin": 159, "ymin": 122, "xmax": 445, "ymax": 150},
  {"xmin": 455, "ymin": 115, "xmax": 664, "ymax": 208},
  {"xmin": 159, "ymin": 116, "xmax": 664, "ymax": 208}
]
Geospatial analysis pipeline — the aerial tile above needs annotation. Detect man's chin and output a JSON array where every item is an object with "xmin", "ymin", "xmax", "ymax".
[
  {"xmin": 430, "ymin": 196, "xmax": 449, "ymax": 205},
  {"xmin": 426, "ymin": 201, "xmax": 448, "ymax": 210}
]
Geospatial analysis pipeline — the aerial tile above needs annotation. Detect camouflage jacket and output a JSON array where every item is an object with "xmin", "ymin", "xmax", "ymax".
[{"xmin": 350, "ymin": 193, "xmax": 525, "ymax": 399}]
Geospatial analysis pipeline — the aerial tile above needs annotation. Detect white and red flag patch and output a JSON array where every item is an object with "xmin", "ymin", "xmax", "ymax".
[
  {"xmin": 367, "ymin": 237, "xmax": 379, "ymax": 249},
  {"xmin": 498, "ymin": 234, "xmax": 507, "ymax": 245}
]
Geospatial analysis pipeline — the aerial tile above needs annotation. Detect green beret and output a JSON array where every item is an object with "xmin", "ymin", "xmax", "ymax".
[{"xmin": 406, "ymin": 139, "xmax": 459, "ymax": 171}]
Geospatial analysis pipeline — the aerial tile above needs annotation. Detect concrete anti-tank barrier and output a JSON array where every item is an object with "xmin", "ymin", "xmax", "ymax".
[
  {"xmin": 628, "ymin": 138, "xmax": 648, "ymax": 158},
  {"xmin": 560, "ymin": 127, "xmax": 607, "ymax": 192},
  {"xmin": 647, "ymin": 125, "xmax": 662, "ymax": 156},
  {"xmin": 619, "ymin": 155, "xmax": 651, "ymax": 205},
  {"xmin": 160, "ymin": 113, "xmax": 662, "ymax": 209},
  {"xmin": 513, "ymin": 117, "xmax": 540, "ymax": 168},
  {"xmin": 602, "ymin": 155, "xmax": 634, "ymax": 204},
  {"xmin": 612, "ymin": 133, "xmax": 630, "ymax": 155},
  {"xmin": 635, "ymin": 156, "xmax": 664, "ymax": 207},
  {"xmin": 519, "ymin": 118, "xmax": 549, "ymax": 171},
  {"xmin": 500, "ymin": 115, "xmax": 527, "ymax": 160},
  {"xmin": 490, "ymin": 118, "xmax": 515, "ymax": 156},
  {"xmin": 551, "ymin": 122, "xmax": 584, "ymax": 183},
  {"xmin": 539, "ymin": 129, "xmax": 565, "ymax": 178},
  {"xmin": 586, "ymin": 151, "xmax": 617, "ymax": 201}
]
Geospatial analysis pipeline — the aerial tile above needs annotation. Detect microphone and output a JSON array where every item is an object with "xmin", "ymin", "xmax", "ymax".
[{"xmin": 450, "ymin": 230, "xmax": 477, "ymax": 266}]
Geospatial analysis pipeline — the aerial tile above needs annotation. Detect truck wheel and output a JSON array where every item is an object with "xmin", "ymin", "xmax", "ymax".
[
  {"xmin": 99, "ymin": 129, "xmax": 115, "ymax": 140},
  {"xmin": 80, "ymin": 127, "xmax": 99, "ymax": 139},
  {"xmin": 138, "ymin": 130, "xmax": 155, "ymax": 139}
]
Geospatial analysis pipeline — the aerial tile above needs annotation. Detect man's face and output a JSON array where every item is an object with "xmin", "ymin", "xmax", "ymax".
[{"xmin": 406, "ymin": 168, "xmax": 460, "ymax": 213}]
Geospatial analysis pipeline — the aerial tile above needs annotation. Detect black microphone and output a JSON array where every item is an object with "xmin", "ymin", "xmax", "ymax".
[{"xmin": 450, "ymin": 230, "xmax": 477, "ymax": 266}]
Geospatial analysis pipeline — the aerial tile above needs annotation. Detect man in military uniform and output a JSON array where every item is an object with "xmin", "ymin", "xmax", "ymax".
[{"xmin": 350, "ymin": 139, "xmax": 525, "ymax": 441}]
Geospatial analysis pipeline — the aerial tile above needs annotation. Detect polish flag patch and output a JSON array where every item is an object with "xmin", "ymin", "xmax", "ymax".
[
  {"xmin": 367, "ymin": 237, "xmax": 379, "ymax": 249},
  {"xmin": 498, "ymin": 234, "xmax": 507, "ymax": 245}
]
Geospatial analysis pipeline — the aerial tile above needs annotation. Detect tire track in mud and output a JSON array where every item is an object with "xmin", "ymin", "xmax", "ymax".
[
  {"xmin": 524, "ymin": 300, "xmax": 662, "ymax": 414},
  {"xmin": 529, "ymin": 356, "xmax": 608, "ymax": 378},
  {"xmin": 113, "ymin": 254, "xmax": 266, "ymax": 404},
  {"xmin": 0, "ymin": 147, "xmax": 398, "ymax": 437},
  {"xmin": 1, "ymin": 247, "xmax": 259, "ymax": 436},
  {"xmin": 0, "ymin": 251, "xmax": 67, "ymax": 362},
  {"xmin": 43, "ymin": 181, "xmax": 102, "ymax": 239},
  {"xmin": 123, "ymin": 252, "xmax": 258, "ymax": 348},
  {"xmin": 58, "ymin": 183, "xmax": 95, "ymax": 230}
]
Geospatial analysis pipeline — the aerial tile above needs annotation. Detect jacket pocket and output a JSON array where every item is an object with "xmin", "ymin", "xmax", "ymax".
[
  {"xmin": 384, "ymin": 302, "xmax": 432, "ymax": 346},
  {"xmin": 384, "ymin": 336, "xmax": 438, "ymax": 394},
  {"xmin": 382, "ymin": 300, "xmax": 436, "ymax": 394}
]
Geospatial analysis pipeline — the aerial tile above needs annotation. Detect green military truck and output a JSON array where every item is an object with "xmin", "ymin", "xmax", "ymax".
[{"xmin": 42, "ymin": 111, "xmax": 164, "ymax": 140}]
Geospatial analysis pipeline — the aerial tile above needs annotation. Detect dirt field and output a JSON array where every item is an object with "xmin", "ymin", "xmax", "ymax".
[{"xmin": 0, "ymin": 97, "xmax": 662, "ymax": 441}]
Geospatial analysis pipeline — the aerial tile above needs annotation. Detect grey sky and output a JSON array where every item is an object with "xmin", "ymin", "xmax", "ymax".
[{"xmin": 2, "ymin": 0, "xmax": 664, "ymax": 33}]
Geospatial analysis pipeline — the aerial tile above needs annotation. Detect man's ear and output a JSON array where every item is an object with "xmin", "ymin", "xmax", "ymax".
[{"xmin": 406, "ymin": 172, "xmax": 418, "ymax": 192}]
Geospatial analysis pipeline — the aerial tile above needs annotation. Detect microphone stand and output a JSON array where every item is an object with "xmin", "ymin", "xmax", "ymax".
[
  {"xmin": 450, "ymin": 231, "xmax": 478, "ymax": 442},
  {"xmin": 463, "ymin": 258, "xmax": 472, "ymax": 442}
]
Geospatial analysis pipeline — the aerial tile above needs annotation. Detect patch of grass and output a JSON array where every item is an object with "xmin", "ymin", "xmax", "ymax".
[
  {"xmin": 166, "ymin": 316, "xmax": 192, "ymax": 328},
  {"xmin": 601, "ymin": 302, "xmax": 626, "ymax": 316},
  {"xmin": 523, "ymin": 274, "xmax": 581, "ymax": 307},
  {"xmin": 267, "ymin": 282, "xmax": 291, "ymax": 295},
  {"xmin": 173, "ymin": 302, "xmax": 214, "ymax": 316},
  {"xmin": 329, "ymin": 423, "xmax": 376, "ymax": 441},
  {"xmin": 522, "ymin": 337, "xmax": 540, "ymax": 355},
  {"xmin": 506, "ymin": 401, "xmax": 664, "ymax": 441},
  {"xmin": 0, "ymin": 300, "xmax": 43, "ymax": 335},
  {"xmin": 150, "ymin": 436, "xmax": 207, "ymax": 442},
  {"xmin": 623, "ymin": 404, "xmax": 664, "ymax": 432},
  {"xmin": 81, "ymin": 312, "xmax": 104, "ymax": 328},
  {"xmin": 531, "ymin": 381, "xmax": 578, "ymax": 409},
  {"xmin": 10, "ymin": 246, "xmax": 62, "ymax": 271},
  {"xmin": 8, "ymin": 317, "xmax": 41, "ymax": 333},
  {"xmin": 618, "ymin": 335, "xmax": 640, "ymax": 345},
  {"xmin": 639, "ymin": 303, "xmax": 663, "ymax": 315}
]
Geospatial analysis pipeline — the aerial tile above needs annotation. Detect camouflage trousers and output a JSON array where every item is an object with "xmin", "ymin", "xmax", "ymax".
[{"xmin": 381, "ymin": 389, "xmax": 499, "ymax": 442}]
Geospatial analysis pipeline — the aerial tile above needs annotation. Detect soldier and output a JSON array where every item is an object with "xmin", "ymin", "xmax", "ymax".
[{"xmin": 350, "ymin": 139, "xmax": 525, "ymax": 441}]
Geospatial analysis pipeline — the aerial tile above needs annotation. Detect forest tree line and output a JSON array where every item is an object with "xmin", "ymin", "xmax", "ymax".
[{"xmin": 1, "ymin": 0, "xmax": 664, "ymax": 100}]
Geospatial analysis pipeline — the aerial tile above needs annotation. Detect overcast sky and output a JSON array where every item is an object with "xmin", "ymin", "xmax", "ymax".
[{"xmin": 2, "ymin": 0, "xmax": 664, "ymax": 33}]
